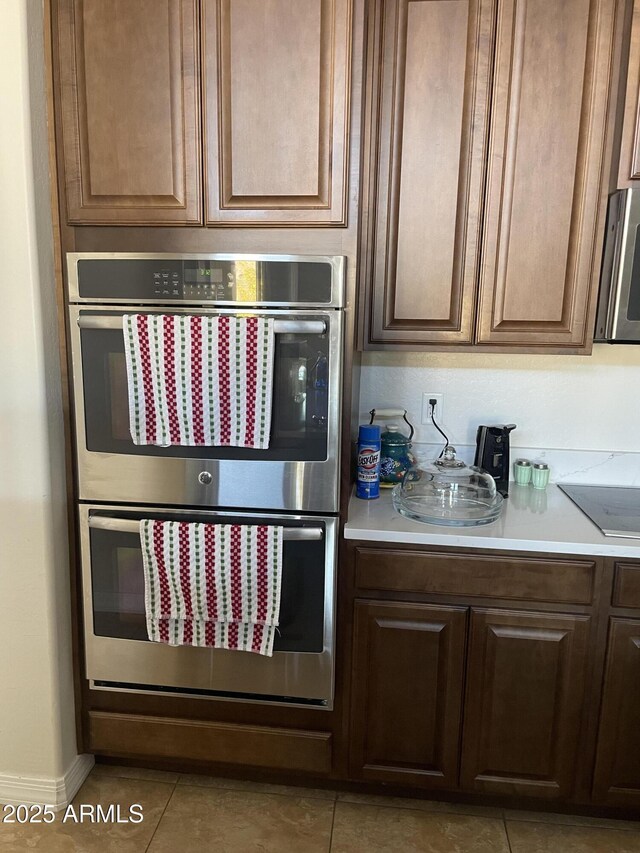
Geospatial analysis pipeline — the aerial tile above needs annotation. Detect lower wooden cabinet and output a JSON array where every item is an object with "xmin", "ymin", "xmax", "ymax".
[
  {"xmin": 84, "ymin": 548, "xmax": 639, "ymax": 813},
  {"xmin": 460, "ymin": 609, "xmax": 591, "ymax": 800},
  {"xmin": 349, "ymin": 600, "xmax": 467, "ymax": 789},
  {"xmin": 592, "ymin": 618, "xmax": 640, "ymax": 807},
  {"xmin": 348, "ymin": 574, "xmax": 595, "ymax": 802}
]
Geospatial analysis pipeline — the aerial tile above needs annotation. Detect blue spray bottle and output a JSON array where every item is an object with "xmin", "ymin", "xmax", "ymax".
[{"xmin": 356, "ymin": 424, "xmax": 381, "ymax": 499}]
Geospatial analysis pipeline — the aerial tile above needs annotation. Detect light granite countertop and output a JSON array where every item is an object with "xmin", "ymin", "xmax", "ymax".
[{"xmin": 344, "ymin": 484, "xmax": 640, "ymax": 558}]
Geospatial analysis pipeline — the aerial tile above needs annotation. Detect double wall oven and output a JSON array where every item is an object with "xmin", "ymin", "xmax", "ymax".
[{"xmin": 67, "ymin": 253, "xmax": 345, "ymax": 708}]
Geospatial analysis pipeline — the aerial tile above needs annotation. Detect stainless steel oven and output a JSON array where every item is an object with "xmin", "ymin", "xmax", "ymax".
[
  {"xmin": 79, "ymin": 504, "xmax": 338, "ymax": 707},
  {"xmin": 67, "ymin": 253, "xmax": 344, "ymax": 512},
  {"xmin": 596, "ymin": 189, "xmax": 640, "ymax": 342}
]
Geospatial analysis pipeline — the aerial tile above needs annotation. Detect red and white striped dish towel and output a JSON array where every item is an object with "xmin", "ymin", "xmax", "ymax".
[
  {"xmin": 123, "ymin": 314, "xmax": 275, "ymax": 448},
  {"xmin": 140, "ymin": 520, "xmax": 283, "ymax": 657}
]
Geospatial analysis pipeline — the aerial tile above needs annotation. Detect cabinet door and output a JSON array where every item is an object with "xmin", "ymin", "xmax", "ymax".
[
  {"xmin": 363, "ymin": 0, "xmax": 495, "ymax": 345},
  {"xmin": 55, "ymin": 0, "xmax": 202, "ymax": 225},
  {"xmin": 350, "ymin": 600, "xmax": 467, "ymax": 789},
  {"xmin": 592, "ymin": 619, "xmax": 640, "ymax": 807},
  {"xmin": 618, "ymin": 1, "xmax": 640, "ymax": 186},
  {"xmin": 461, "ymin": 609, "xmax": 590, "ymax": 800},
  {"xmin": 477, "ymin": 0, "xmax": 618, "ymax": 348},
  {"xmin": 203, "ymin": 0, "xmax": 351, "ymax": 226}
]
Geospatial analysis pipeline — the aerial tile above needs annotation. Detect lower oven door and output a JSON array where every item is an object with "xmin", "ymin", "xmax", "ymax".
[{"xmin": 79, "ymin": 504, "xmax": 337, "ymax": 708}]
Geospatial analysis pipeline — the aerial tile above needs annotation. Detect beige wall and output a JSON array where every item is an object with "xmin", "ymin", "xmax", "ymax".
[
  {"xmin": 0, "ymin": 0, "xmax": 78, "ymax": 782},
  {"xmin": 361, "ymin": 346, "xmax": 640, "ymax": 451}
]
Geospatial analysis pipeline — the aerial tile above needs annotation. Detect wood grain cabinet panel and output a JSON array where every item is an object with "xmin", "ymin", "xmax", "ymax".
[
  {"xmin": 477, "ymin": 0, "xmax": 618, "ymax": 347},
  {"xmin": 618, "ymin": 0, "xmax": 640, "ymax": 186},
  {"xmin": 363, "ymin": 0, "xmax": 495, "ymax": 344},
  {"xmin": 460, "ymin": 609, "xmax": 590, "ymax": 800},
  {"xmin": 203, "ymin": 0, "xmax": 351, "ymax": 225},
  {"xmin": 349, "ymin": 600, "xmax": 467, "ymax": 789},
  {"xmin": 612, "ymin": 562, "xmax": 640, "ymax": 608},
  {"xmin": 354, "ymin": 548, "xmax": 595, "ymax": 605},
  {"xmin": 592, "ymin": 619, "xmax": 640, "ymax": 806},
  {"xmin": 55, "ymin": 0, "xmax": 202, "ymax": 225},
  {"xmin": 89, "ymin": 711, "xmax": 332, "ymax": 773}
]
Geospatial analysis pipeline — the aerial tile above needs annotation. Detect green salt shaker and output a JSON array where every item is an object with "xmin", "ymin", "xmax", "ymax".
[
  {"xmin": 532, "ymin": 462, "xmax": 550, "ymax": 489},
  {"xmin": 514, "ymin": 458, "xmax": 532, "ymax": 485}
]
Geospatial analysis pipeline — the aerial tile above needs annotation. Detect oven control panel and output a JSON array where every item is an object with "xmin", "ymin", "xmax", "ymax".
[
  {"xmin": 152, "ymin": 269, "xmax": 182, "ymax": 298},
  {"xmin": 151, "ymin": 265, "xmax": 234, "ymax": 301},
  {"xmin": 77, "ymin": 259, "xmax": 239, "ymax": 302},
  {"xmin": 73, "ymin": 255, "xmax": 335, "ymax": 305},
  {"xmin": 181, "ymin": 266, "xmax": 235, "ymax": 301}
]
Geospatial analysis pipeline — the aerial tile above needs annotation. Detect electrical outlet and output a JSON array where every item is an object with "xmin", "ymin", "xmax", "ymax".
[{"xmin": 421, "ymin": 393, "xmax": 444, "ymax": 425}]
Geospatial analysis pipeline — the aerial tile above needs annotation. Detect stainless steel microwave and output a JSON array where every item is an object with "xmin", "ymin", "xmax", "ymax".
[{"xmin": 596, "ymin": 189, "xmax": 640, "ymax": 342}]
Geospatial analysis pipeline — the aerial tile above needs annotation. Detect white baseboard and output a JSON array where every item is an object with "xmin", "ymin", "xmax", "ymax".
[{"xmin": 0, "ymin": 754, "xmax": 95, "ymax": 810}]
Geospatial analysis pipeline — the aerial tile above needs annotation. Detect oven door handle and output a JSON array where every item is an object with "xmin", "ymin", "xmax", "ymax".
[
  {"xmin": 76, "ymin": 316, "xmax": 327, "ymax": 335},
  {"xmin": 87, "ymin": 515, "xmax": 324, "ymax": 541}
]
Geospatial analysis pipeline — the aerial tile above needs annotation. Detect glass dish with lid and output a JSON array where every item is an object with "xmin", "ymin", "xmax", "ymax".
[{"xmin": 392, "ymin": 444, "xmax": 503, "ymax": 527}]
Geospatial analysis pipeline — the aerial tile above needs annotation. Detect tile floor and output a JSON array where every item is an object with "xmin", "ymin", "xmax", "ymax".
[{"xmin": 1, "ymin": 764, "xmax": 639, "ymax": 852}]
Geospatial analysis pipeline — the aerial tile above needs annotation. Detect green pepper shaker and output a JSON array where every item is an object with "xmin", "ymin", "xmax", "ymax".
[
  {"xmin": 514, "ymin": 458, "xmax": 532, "ymax": 485},
  {"xmin": 532, "ymin": 462, "xmax": 550, "ymax": 490}
]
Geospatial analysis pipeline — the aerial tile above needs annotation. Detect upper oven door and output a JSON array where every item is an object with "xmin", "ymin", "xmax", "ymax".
[
  {"xmin": 68, "ymin": 306, "xmax": 342, "ymax": 511},
  {"xmin": 79, "ymin": 504, "xmax": 337, "ymax": 707}
]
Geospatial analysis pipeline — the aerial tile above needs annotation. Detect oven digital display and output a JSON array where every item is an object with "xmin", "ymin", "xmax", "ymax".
[{"xmin": 184, "ymin": 266, "xmax": 224, "ymax": 284}]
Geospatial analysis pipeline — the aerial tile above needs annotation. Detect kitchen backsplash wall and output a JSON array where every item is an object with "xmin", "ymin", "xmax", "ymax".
[{"xmin": 360, "ymin": 345, "xmax": 640, "ymax": 452}]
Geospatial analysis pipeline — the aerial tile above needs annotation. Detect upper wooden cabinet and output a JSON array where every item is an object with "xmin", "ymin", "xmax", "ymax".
[
  {"xmin": 53, "ymin": 0, "xmax": 352, "ymax": 227},
  {"xmin": 477, "ymin": 0, "xmax": 618, "ymax": 347},
  {"xmin": 55, "ymin": 0, "xmax": 203, "ymax": 225},
  {"xmin": 362, "ymin": 0, "xmax": 621, "ymax": 350},
  {"xmin": 618, "ymin": 0, "xmax": 640, "ymax": 186},
  {"xmin": 203, "ymin": 0, "xmax": 352, "ymax": 226},
  {"xmin": 362, "ymin": 0, "xmax": 495, "ymax": 345}
]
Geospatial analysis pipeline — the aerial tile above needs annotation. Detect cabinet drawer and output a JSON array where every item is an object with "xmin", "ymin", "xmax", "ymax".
[
  {"xmin": 89, "ymin": 711, "xmax": 332, "ymax": 774},
  {"xmin": 354, "ymin": 548, "xmax": 595, "ymax": 605},
  {"xmin": 613, "ymin": 563, "xmax": 640, "ymax": 608}
]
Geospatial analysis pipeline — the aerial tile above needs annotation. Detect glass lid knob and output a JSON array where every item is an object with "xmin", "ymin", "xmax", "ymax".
[{"xmin": 434, "ymin": 444, "xmax": 466, "ymax": 468}]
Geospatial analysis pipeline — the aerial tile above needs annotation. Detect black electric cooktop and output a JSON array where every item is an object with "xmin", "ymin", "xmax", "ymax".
[{"xmin": 559, "ymin": 484, "xmax": 640, "ymax": 539}]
